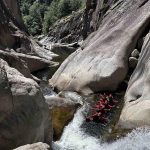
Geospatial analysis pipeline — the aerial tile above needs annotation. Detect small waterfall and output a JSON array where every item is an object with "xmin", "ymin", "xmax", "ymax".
[
  {"xmin": 53, "ymin": 104, "xmax": 150, "ymax": 150},
  {"xmin": 53, "ymin": 104, "xmax": 102, "ymax": 150}
]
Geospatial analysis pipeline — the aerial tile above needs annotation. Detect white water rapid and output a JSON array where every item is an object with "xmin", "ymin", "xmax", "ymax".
[{"xmin": 53, "ymin": 105, "xmax": 150, "ymax": 150}]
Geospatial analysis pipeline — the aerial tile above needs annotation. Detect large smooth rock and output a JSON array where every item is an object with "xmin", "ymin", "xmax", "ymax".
[
  {"xmin": 118, "ymin": 32, "xmax": 150, "ymax": 129},
  {"xmin": 0, "ymin": 59, "xmax": 52, "ymax": 150},
  {"xmin": 50, "ymin": 0, "xmax": 150, "ymax": 95}
]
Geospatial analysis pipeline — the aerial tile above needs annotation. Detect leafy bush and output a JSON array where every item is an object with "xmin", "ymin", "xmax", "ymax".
[
  {"xmin": 43, "ymin": 0, "xmax": 60, "ymax": 33},
  {"xmin": 58, "ymin": 0, "xmax": 72, "ymax": 17},
  {"xmin": 23, "ymin": 2, "xmax": 43, "ymax": 35}
]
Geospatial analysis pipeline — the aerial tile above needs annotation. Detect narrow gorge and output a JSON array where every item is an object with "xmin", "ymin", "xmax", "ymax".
[{"xmin": 0, "ymin": 0, "xmax": 150, "ymax": 150}]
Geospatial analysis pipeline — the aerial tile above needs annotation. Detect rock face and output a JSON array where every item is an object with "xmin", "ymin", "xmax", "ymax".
[
  {"xmin": 0, "ymin": 0, "xmax": 57, "ymax": 73},
  {"xmin": 118, "ymin": 31, "xmax": 150, "ymax": 129},
  {"xmin": 0, "ymin": 59, "xmax": 52, "ymax": 150},
  {"xmin": 83, "ymin": 0, "xmax": 118, "ymax": 39},
  {"xmin": 47, "ymin": 10, "xmax": 84, "ymax": 44},
  {"xmin": 50, "ymin": 0, "xmax": 150, "ymax": 95}
]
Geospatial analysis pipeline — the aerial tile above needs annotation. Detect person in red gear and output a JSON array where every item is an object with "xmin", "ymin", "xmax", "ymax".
[
  {"xmin": 109, "ymin": 94, "xmax": 118, "ymax": 104},
  {"xmin": 99, "ymin": 115, "xmax": 108, "ymax": 124},
  {"xmin": 86, "ymin": 116, "xmax": 93, "ymax": 122},
  {"xmin": 97, "ymin": 100, "xmax": 105, "ymax": 109},
  {"xmin": 93, "ymin": 112, "xmax": 103, "ymax": 123},
  {"xmin": 86, "ymin": 93, "xmax": 117, "ymax": 123}
]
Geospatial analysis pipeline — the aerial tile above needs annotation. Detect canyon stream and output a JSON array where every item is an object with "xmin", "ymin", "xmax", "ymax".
[{"xmin": 52, "ymin": 103, "xmax": 150, "ymax": 150}]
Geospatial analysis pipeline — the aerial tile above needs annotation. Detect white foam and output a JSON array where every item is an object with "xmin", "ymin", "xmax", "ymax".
[
  {"xmin": 103, "ymin": 127, "xmax": 150, "ymax": 150},
  {"xmin": 54, "ymin": 105, "xmax": 150, "ymax": 150}
]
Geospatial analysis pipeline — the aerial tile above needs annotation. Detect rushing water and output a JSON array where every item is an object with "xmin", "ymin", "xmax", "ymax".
[{"xmin": 53, "ymin": 105, "xmax": 150, "ymax": 150}]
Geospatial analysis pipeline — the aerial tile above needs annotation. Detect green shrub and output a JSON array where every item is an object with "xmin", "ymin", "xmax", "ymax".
[
  {"xmin": 58, "ymin": 0, "xmax": 72, "ymax": 17},
  {"xmin": 43, "ymin": 0, "xmax": 60, "ymax": 33},
  {"xmin": 20, "ymin": 0, "xmax": 84, "ymax": 35},
  {"xmin": 23, "ymin": 1, "xmax": 48, "ymax": 35}
]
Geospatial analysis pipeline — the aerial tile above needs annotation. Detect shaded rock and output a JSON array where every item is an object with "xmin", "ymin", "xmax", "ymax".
[
  {"xmin": 50, "ymin": 0, "xmax": 150, "ymax": 95},
  {"xmin": 82, "ymin": 0, "xmax": 118, "ymax": 40},
  {"xmin": 50, "ymin": 43, "xmax": 78, "ymax": 64},
  {"xmin": 4, "ymin": 0, "xmax": 26, "ymax": 30},
  {"xmin": 83, "ymin": 0, "xmax": 119, "ymax": 38},
  {"xmin": 0, "ymin": 49, "xmax": 31, "ymax": 78},
  {"xmin": 0, "ymin": 60, "xmax": 13, "ymax": 122},
  {"xmin": 129, "ymin": 57, "xmax": 138, "ymax": 68},
  {"xmin": 45, "ymin": 94, "xmax": 82, "ymax": 140},
  {"xmin": 0, "ymin": 59, "xmax": 52, "ymax": 150},
  {"xmin": 14, "ymin": 51, "xmax": 57, "ymax": 72},
  {"xmin": 32, "ymin": 66, "xmax": 59, "ymax": 81},
  {"xmin": 14, "ymin": 142, "xmax": 50, "ymax": 150},
  {"xmin": 137, "ymin": 37, "xmax": 144, "ymax": 50},
  {"xmin": 131, "ymin": 49, "xmax": 140, "ymax": 58},
  {"xmin": 118, "ymin": 32, "xmax": 150, "ymax": 129},
  {"xmin": 0, "ymin": 49, "xmax": 57, "ymax": 82},
  {"xmin": 31, "ymin": 74, "xmax": 41, "ymax": 83}
]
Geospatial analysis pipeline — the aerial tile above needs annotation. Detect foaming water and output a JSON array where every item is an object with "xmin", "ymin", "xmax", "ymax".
[
  {"xmin": 53, "ymin": 105, "xmax": 150, "ymax": 150},
  {"xmin": 103, "ymin": 127, "xmax": 150, "ymax": 150}
]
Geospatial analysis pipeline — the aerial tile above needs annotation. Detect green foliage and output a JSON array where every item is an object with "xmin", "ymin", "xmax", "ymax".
[
  {"xmin": 23, "ymin": 2, "xmax": 44, "ymax": 35},
  {"xmin": 58, "ymin": 0, "xmax": 72, "ymax": 17},
  {"xmin": 43, "ymin": 0, "xmax": 60, "ymax": 33},
  {"xmin": 20, "ymin": 0, "xmax": 84, "ymax": 35}
]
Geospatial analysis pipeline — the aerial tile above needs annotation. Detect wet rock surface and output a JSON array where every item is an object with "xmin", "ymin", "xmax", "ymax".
[{"xmin": 45, "ymin": 92, "xmax": 82, "ymax": 140}]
